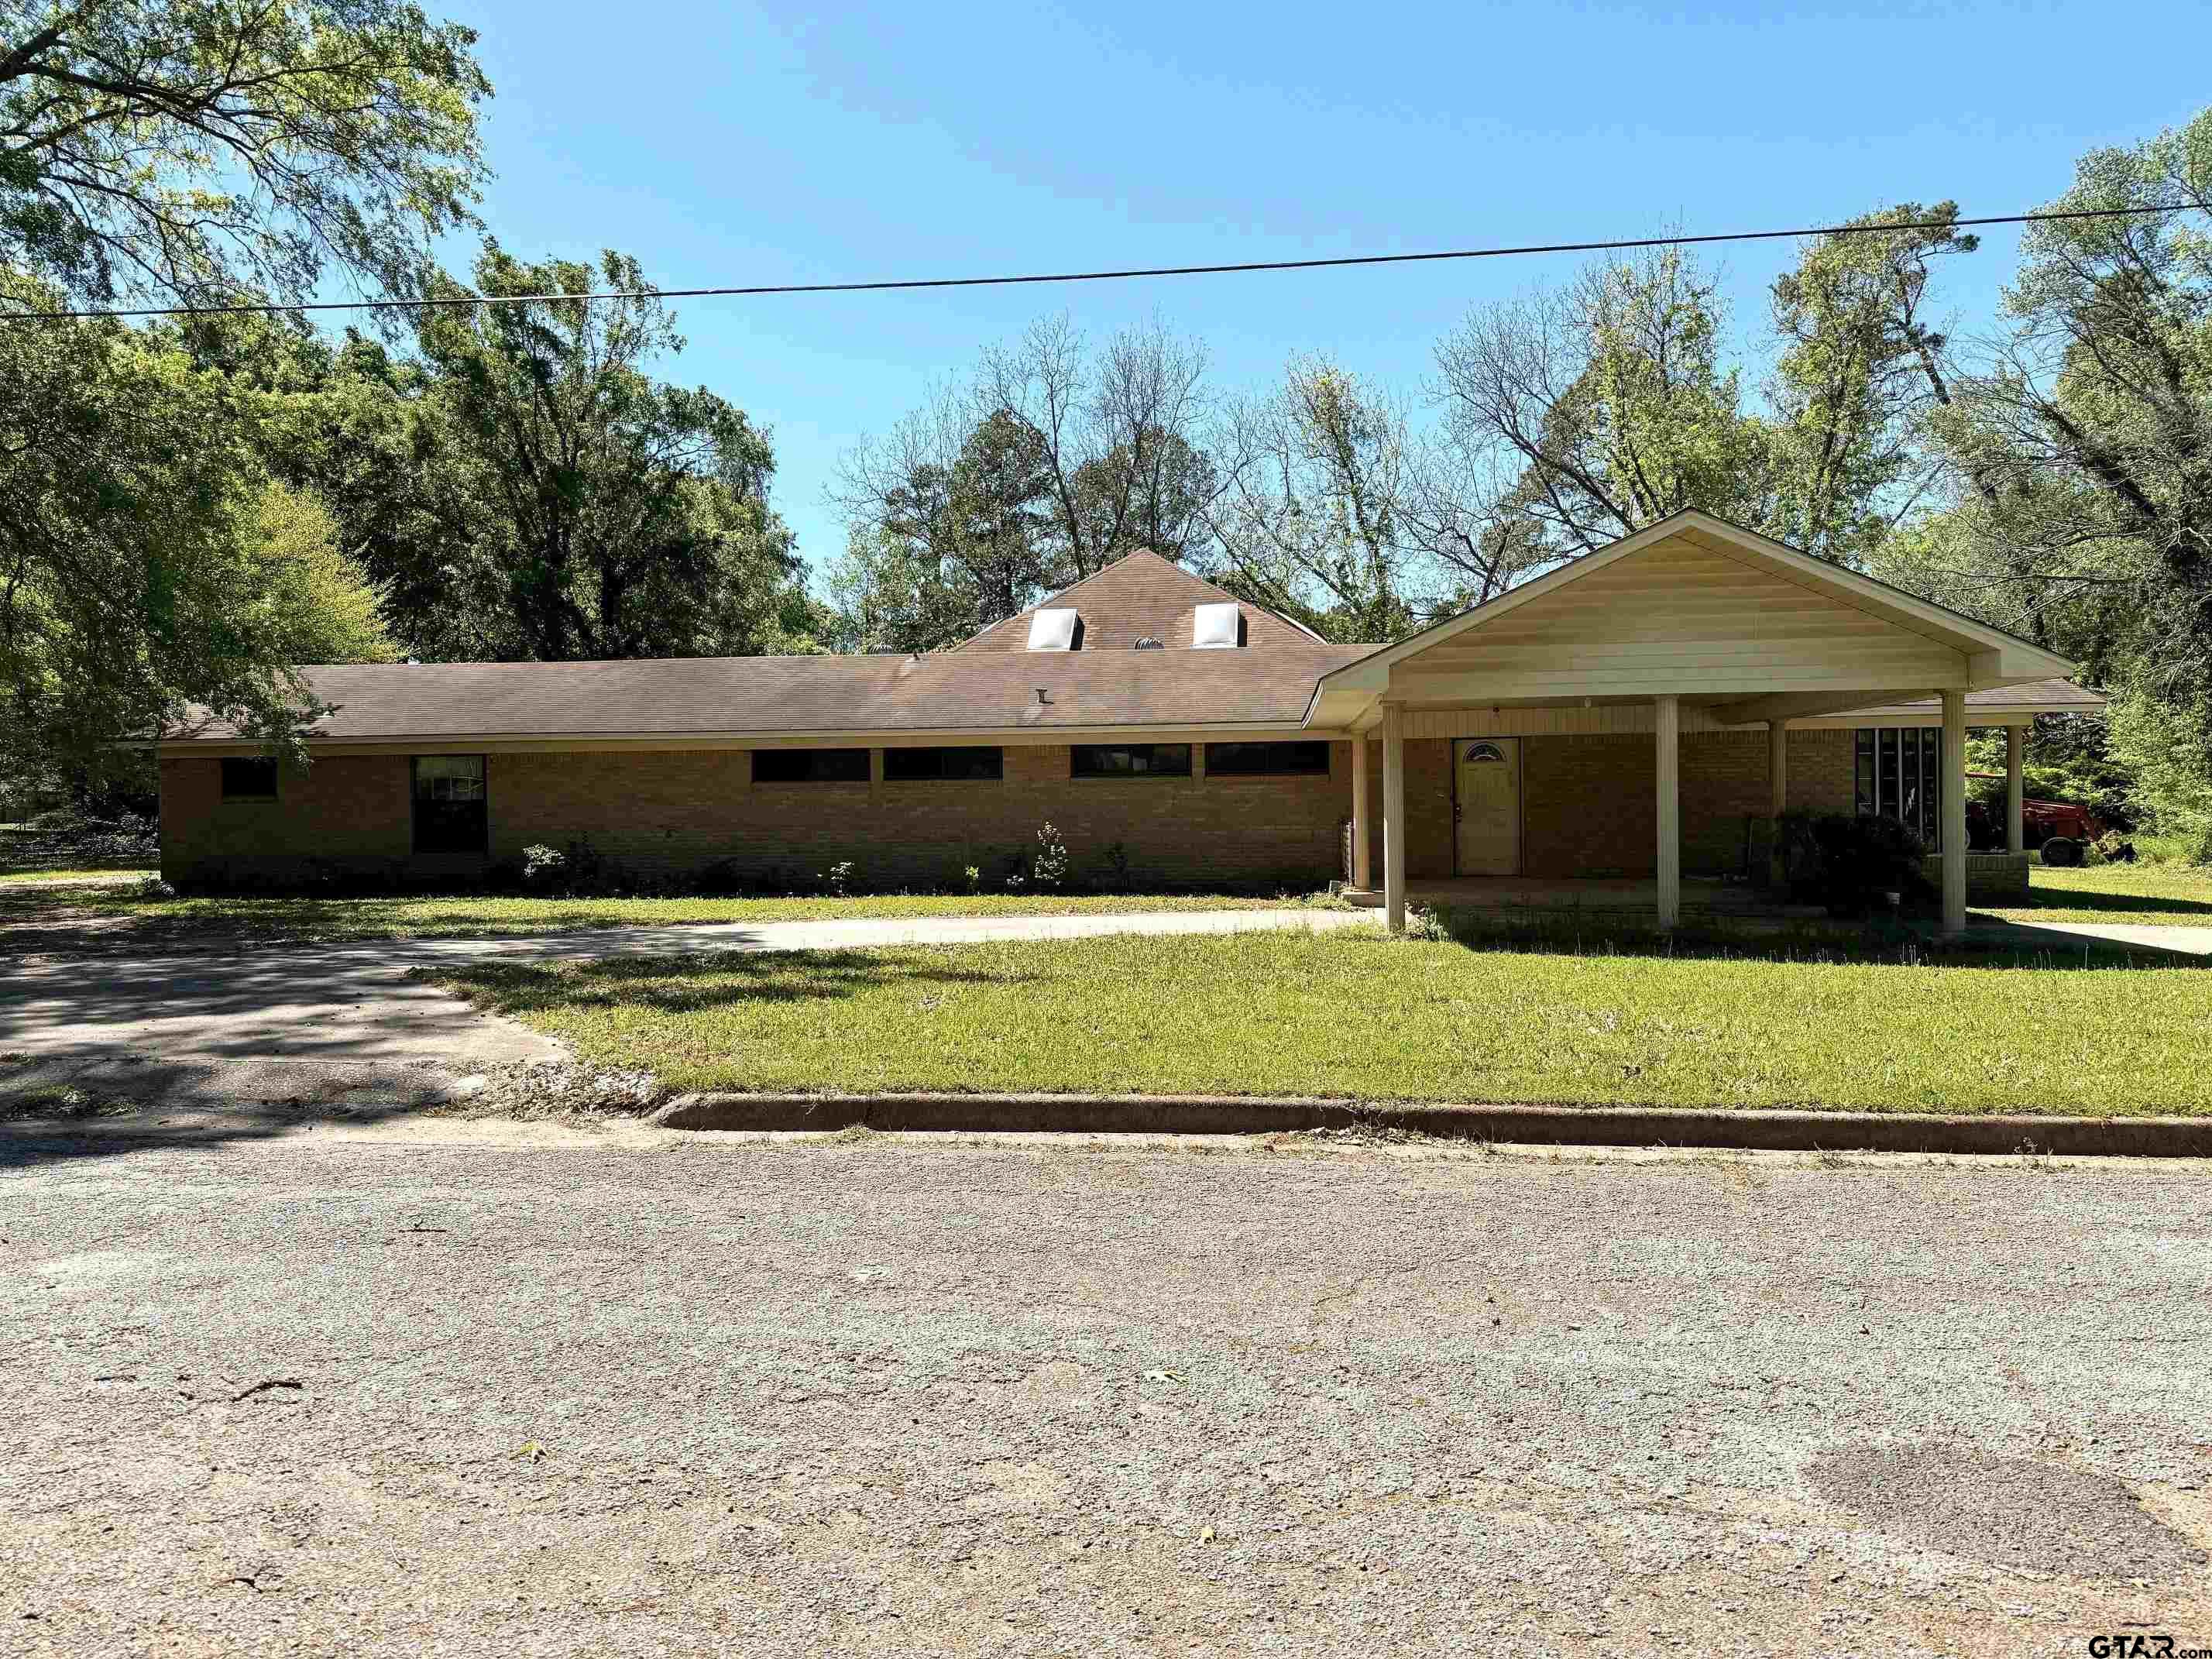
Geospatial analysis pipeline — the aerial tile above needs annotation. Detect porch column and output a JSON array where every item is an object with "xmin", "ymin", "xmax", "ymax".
[
  {"xmin": 1767, "ymin": 718, "xmax": 1789, "ymax": 888},
  {"xmin": 2006, "ymin": 723, "xmax": 2026, "ymax": 856},
  {"xmin": 1942, "ymin": 689, "xmax": 1968, "ymax": 937},
  {"xmin": 1381, "ymin": 706, "xmax": 1407, "ymax": 933},
  {"xmin": 1655, "ymin": 694, "xmax": 1681, "ymax": 930},
  {"xmin": 1351, "ymin": 733, "xmax": 1372, "ymax": 891}
]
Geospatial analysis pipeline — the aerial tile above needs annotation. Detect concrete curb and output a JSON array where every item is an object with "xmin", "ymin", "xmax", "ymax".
[{"xmin": 648, "ymin": 1091, "xmax": 2212, "ymax": 1157}]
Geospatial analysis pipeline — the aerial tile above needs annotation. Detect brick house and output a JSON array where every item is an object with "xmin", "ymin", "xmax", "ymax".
[{"xmin": 156, "ymin": 511, "xmax": 2097, "ymax": 934}]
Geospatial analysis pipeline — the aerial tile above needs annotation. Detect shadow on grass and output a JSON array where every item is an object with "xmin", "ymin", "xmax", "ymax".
[
  {"xmin": 1423, "ymin": 905, "xmax": 2211, "ymax": 971},
  {"xmin": 428, "ymin": 946, "xmax": 1044, "ymax": 1017}
]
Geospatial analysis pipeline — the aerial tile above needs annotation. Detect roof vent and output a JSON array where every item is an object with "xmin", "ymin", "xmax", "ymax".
[
  {"xmin": 1133, "ymin": 636, "xmax": 1164, "ymax": 651},
  {"xmin": 1026, "ymin": 607, "xmax": 1079, "ymax": 651},
  {"xmin": 1192, "ymin": 603, "xmax": 1240, "ymax": 649}
]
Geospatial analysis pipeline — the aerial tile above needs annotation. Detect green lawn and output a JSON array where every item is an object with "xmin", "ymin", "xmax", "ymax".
[
  {"xmin": 0, "ymin": 867, "xmax": 155, "ymax": 884},
  {"xmin": 1975, "ymin": 860, "xmax": 2212, "ymax": 928},
  {"xmin": 0, "ymin": 886, "xmax": 1329, "ymax": 946},
  {"xmin": 431, "ymin": 927, "xmax": 2212, "ymax": 1116}
]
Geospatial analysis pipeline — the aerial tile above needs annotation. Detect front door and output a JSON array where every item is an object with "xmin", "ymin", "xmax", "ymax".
[{"xmin": 1455, "ymin": 738, "xmax": 1521, "ymax": 875}]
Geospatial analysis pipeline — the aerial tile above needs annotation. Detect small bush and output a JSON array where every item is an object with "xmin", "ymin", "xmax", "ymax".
[
  {"xmin": 1776, "ymin": 811, "xmax": 1933, "ymax": 915},
  {"xmin": 521, "ymin": 843, "xmax": 567, "ymax": 888},
  {"xmin": 963, "ymin": 864, "xmax": 983, "ymax": 895},
  {"xmin": 1099, "ymin": 840, "xmax": 1134, "ymax": 891},
  {"xmin": 695, "ymin": 858, "xmax": 748, "ymax": 896},
  {"xmin": 1029, "ymin": 822, "xmax": 1070, "ymax": 891},
  {"xmin": 820, "ymin": 860, "xmax": 854, "ymax": 898}
]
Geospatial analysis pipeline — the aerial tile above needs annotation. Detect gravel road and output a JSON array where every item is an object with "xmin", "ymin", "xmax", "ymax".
[{"xmin": 3, "ymin": 1127, "xmax": 2209, "ymax": 1657}]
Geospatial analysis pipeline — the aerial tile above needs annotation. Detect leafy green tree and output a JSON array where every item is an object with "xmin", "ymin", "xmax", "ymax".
[
  {"xmin": 1768, "ymin": 204, "xmax": 1980, "ymax": 561},
  {"xmin": 1874, "ymin": 110, "xmax": 2212, "ymax": 842},
  {"xmin": 390, "ymin": 243, "xmax": 810, "ymax": 661},
  {"xmin": 1, "ymin": 0, "xmax": 491, "ymax": 308},
  {"xmin": 0, "ymin": 289, "xmax": 383, "ymax": 782}
]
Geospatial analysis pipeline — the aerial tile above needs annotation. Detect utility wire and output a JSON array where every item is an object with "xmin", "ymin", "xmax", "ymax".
[{"xmin": 0, "ymin": 203, "xmax": 2186, "ymax": 324}]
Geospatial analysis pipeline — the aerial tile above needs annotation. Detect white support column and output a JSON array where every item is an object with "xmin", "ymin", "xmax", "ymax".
[
  {"xmin": 1382, "ymin": 706, "xmax": 1407, "ymax": 934},
  {"xmin": 2006, "ymin": 723, "xmax": 2026, "ymax": 857},
  {"xmin": 1942, "ymin": 689, "xmax": 1968, "ymax": 937},
  {"xmin": 1655, "ymin": 694, "xmax": 1681, "ymax": 930},
  {"xmin": 1351, "ymin": 733, "xmax": 1372, "ymax": 891}
]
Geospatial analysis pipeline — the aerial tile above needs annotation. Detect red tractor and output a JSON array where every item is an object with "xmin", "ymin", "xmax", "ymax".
[{"xmin": 1966, "ymin": 771, "xmax": 2106, "ymax": 860}]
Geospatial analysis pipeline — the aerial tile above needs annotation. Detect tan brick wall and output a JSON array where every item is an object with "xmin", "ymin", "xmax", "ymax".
[
  {"xmin": 160, "ymin": 743, "xmax": 1353, "ymax": 890},
  {"xmin": 1522, "ymin": 735, "xmax": 1654, "ymax": 878},
  {"xmin": 160, "ymin": 754, "xmax": 414, "ymax": 877},
  {"xmin": 1384, "ymin": 726, "xmax": 1864, "ymax": 881},
  {"xmin": 160, "ymin": 725, "xmax": 1872, "ymax": 888}
]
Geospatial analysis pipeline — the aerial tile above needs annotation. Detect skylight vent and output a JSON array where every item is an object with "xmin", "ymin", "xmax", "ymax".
[
  {"xmin": 1192, "ymin": 603, "xmax": 1241, "ymax": 649},
  {"xmin": 1133, "ymin": 636, "xmax": 1164, "ymax": 650},
  {"xmin": 1026, "ymin": 608, "xmax": 1079, "ymax": 651}
]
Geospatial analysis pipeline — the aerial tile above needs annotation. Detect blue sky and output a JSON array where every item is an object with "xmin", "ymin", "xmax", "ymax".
[{"xmin": 437, "ymin": 0, "xmax": 2211, "ymax": 579}]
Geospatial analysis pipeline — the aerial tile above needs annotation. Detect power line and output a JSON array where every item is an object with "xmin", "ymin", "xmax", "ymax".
[{"xmin": 0, "ymin": 204, "xmax": 2186, "ymax": 324}]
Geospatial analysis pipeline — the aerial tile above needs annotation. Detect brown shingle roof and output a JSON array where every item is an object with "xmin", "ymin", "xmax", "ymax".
[
  {"xmin": 955, "ymin": 550, "xmax": 1329, "ymax": 653},
  {"xmin": 167, "ymin": 644, "xmax": 1375, "ymax": 744}
]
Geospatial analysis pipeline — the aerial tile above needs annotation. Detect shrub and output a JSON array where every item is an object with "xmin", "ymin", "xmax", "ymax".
[
  {"xmin": 820, "ymin": 860, "xmax": 854, "ymax": 898},
  {"xmin": 1098, "ymin": 840, "xmax": 1133, "ymax": 891},
  {"xmin": 1776, "ymin": 811, "xmax": 1933, "ymax": 915},
  {"xmin": 963, "ymin": 864, "xmax": 983, "ymax": 895},
  {"xmin": 695, "ymin": 858, "xmax": 747, "ymax": 896},
  {"xmin": 519, "ymin": 838, "xmax": 620, "ymax": 895},
  {"xmin": 2091, "ymin": 831, "xmax": 2136, "ymax": 864},
  {"xmin": 1029, "ymin": 822, "xmax": 1070, "ymax": 891}
]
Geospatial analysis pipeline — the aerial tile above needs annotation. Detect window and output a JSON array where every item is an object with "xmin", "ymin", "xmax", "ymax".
[
  {"xmin": 1192, "ymin": 602, "xmax": 1241, "ymax": 648},
  {"xmin": 1071, "ymin": 744, "xmax": 1191, "ymax": 778},
  {"xmin": 753, "ymin": 747, "xmax": 870, "ymax": 784},
  {"xmin": 412, "ymin": 755, "xmax": 486, "ymax": 854},
  {"xmin": 1205, "ymin": 741, "xmax": 1329, "ymax": 778},
  {"xmin": 1026, "ymin": 607, "xmax": 1081, "ymax": 651},
  {"xmin": 1854, "ymin": 726, "xmax": 1942, "ymax": 850},
  {"xmin": 220, "ymin": 757, "xmax": 278, "ymax": 801},
  {"xmin": 884, "ymin": 746, "xmax": 1004, "ymax": 781}
]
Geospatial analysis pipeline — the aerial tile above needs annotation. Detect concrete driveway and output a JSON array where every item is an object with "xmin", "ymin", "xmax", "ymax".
[
  {"xmin": 2, "ymin": 1130, "xmax": 2207, "ymax": 1655},
  {"xmin": 0, "ymin": 908, "xmax": 1375, "ymax": 1108}
]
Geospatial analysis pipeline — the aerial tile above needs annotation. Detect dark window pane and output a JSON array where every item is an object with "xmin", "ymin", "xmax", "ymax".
[
  {"xmin": 220, "ymin": 758, "xmax": 278, "ymax": 800},
  {"xmin": 412, "ymin": 755, "xmax": 486, "ymax": 854},
  {"xmin": 884, "ymin": 746, "xmax": 1004, "ymax": 781},
  {"xmin": 1206, "ymin": 741, "xmax": 1330, "ymax": 777},
  {"xmin": 1070, "ymin": 744, "xmax": 1191, "ymax": 778},
  {"xmin": 754, "ymin": 747, "xmax": 870, "ymax": 783},
  {"xmin": 1877, "ymin": 728, "xmax": 1899, "ymax": 823},
  {"xmin": 1922, "ymin": 727, "xmax": 1942, "ymax": 848}
]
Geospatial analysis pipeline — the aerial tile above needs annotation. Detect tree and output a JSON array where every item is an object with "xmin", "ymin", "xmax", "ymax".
[
  {"xmin": 0, "ymin": 0, "xmax": 491, "ymax": 310},
  {"xmin": 1432, "ymin": 246, "xmax": 1776, "ymax": 561},
  {"xmin": 1767, "ymin": 203, "xmax": 1980, "ymax": 562},
  {"xmin": 1207, "ymin": 356, "xmax": 1423, "ymax": 641},
  {"xmin": 0, "ymin": 286, "xmax": 389, "ymax": 784},
  {"xmin": 1874, "ymin": 110, "xmax": 2212, "ymax": 842},
  {"xmin": 980, "ymin": 313, "xmax": 1215, "ymax": 575},
  {"xmin": 831, "ymin": 314, "xmax": 1221, "ymax": 651},
  {"xmin": 397, "ymin": 243, "xmax": 811, "ymax": 661}
]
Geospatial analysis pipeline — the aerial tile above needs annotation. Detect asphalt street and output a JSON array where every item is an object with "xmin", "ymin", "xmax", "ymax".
[{"xmin": 3, "ymin": 1126, "xmax": 2208, "ymax": 1656}]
